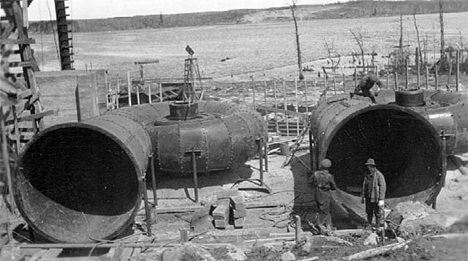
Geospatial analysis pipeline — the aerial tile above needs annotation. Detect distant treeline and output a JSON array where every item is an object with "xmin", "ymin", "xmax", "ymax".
[{"xmin": 29, "ymin": 0, "xmax": 468, "ymax": 34}]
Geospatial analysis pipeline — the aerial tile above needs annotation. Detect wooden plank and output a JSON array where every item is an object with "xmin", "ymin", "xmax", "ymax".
[
  {"xmin": 39, "ymin": 248, "xmax": 63, "ymax": 260},
  {"xmin": 4, "ymin": 109, "xmax": 57, "ymax": 125},
  {"xmin": 0, "ymin": 38, "xmax": 36, "ymax": 44}
]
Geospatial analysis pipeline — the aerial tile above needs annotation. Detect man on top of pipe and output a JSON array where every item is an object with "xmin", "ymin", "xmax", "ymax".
[
  {"xmin": 361, "ymin": 158, "xmax": 387, "ymax": 231},
  {"xmin": 309, "ymin": 159, "xmax": 337, "ymax": 235},
  {"xmin": 351, "ymin": 73, "xmax": 384, "ymax": 103}
]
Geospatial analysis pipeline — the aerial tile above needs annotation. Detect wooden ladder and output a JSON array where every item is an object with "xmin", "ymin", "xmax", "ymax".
[
  {"xmin": 1, "ymin": 0, "xmax": 55, "ymax": 153},
  {"xmin": 182, "ymin": 57, "xmax": 203, "ymax": 101}
]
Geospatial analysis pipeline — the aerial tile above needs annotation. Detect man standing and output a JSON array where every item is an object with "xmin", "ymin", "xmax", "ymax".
[
  {"xmin": 309, "ymin": 159, "xmax": 337, "ymax": 233},
  {"xmin": 361, "ymin": 158, "xmax": 387, "ymax": 231},
  {"xmin": 351, "ymin": 73, "xmax": 384, "ymax": 103}
]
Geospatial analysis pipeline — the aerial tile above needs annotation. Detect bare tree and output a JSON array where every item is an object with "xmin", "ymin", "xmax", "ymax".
[
  {"xmin": 350, "ymin": 28, "xmax": 366, "ymax": 73},
  {"xmin": 324, "ymin": 39, "xmax": 341, "ymax": 72},
  {"xmin": 413, "ymin": 13, "xmax": 423, "ymax": 67},
  {"xmin": 439, "ymin": 0, "xmax": 446, "ymax": 62},
  {"xmin": 290, "ymin": 0, "xmax": 304, "ymax": 80}
]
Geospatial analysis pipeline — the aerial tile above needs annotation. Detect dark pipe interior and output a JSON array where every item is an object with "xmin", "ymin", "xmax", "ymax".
[
  {"xmin": 327, "ymin": 108, "xmax": 441, "ymax": 198},
  {"xmin": 20, "ymin": 127, "xmax": 139, "ymax": 216}
]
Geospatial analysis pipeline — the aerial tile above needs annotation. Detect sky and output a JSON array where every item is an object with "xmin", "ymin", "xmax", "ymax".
[{"xmin": 27, "ymin": 0, "xmax": 344, "ymax": 21}]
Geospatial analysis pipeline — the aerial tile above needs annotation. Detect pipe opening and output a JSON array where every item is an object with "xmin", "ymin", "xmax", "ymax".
[
  {"xmin": 327, "ymin": 108, "xmax": 441, "ymax": 198},
  {"xmin": 18, "ymin": 126, "xmax": 139, "ymax": 241}
]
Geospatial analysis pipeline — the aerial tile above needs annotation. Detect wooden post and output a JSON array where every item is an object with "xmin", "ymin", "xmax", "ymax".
[
  {"xmin": 148, "ymin": 84, "xmax": 152, "ymax": 104},
  {"xmin": 405, "ymin": 59, "xmax": 409, "ymax": 89},
  {"xmin": 342, "ymin": 73, "xmax": 346, "ymax": 93},
  {"xmin": 159, "ymin": 83, "xmax": 163, "ymax": 102},
  {"xmin": 386, "ymin": 72, "xmax": 389, "ymax": 89},
  {"xmin": 257, "ymin": 137, "xmax": 264, "ymax": 181},
  {"xmin": 242, "ymin": 83, "xmax": 246, "ymax": 104},
  {"xmin": 0, "ymin": 108, "xmax": 15, "ymax": 212},
  {"xmin": 333, "ymin": 77, "xmax": 336, "ymax": 95},
  {"xmin": 136, "ymin": 85, "xmax": 141, "ymax": 105},
  {"xmin": 295, "ymin": 79, "xmax": 299, "ymax": 136},
  {"xmin": 141, "ymin": 179, "xmax": 152, "ymax": 236},
  {"xmin": 127, "ymin": 71, "xmax": 132, "ymax": 106},
  {"xmin": 394, "ymin": 72, "xmax": 398, "ymax": 90},
  {"xmin": 274, "ymin": 81, "xmax": 279, "ymax": 136},
  {"xmin": 455, "ymin": 49, "xmax": 459, "ymax": 92},
  {"xmin": 295, "ymin": 215, "xmax": 302, "ymax": 244},
  {"xmin": 447, "ymin": 55, "xmax": 452, "ymax": 89},
  {"xmin": 416, "ymin": 48, "xmax": 420, "ymax": 89},
  {"xmin": 192, "ymin": 150, "xmax": 199, "ymax": 203},
  {"xmin": 435, "ymin": 65, "xmax": 439, "ymax": 90},
  {"xmin": 149, "ymin": 154, "xmax": 157, "ymax": 206},
  {"xmin": 251, "ymin": 77, "xmax": 256, "ymax": 108},
  {"xmin": 283, "ymin": 80, "xmax": 289, "ymax": 136},
  {"xmin": 304, "ymin": 79, "xmax": 308, "ymax": 113},
  {"xmin": 354, "ymin": 66, "xmax": 357, "ymax": 88},
  {"xmin": 425, "ymin": 66, "xmax": 429, "ymax": 89},
  {"xmin": 263, "ymin": 137, "xmax": 268, "ymax": 172}
]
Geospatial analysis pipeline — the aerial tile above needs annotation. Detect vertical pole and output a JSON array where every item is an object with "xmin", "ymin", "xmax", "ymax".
[
  {"xmin": 354, "ymin": 66, "xmax": 357, "ymax": 89},
  {"xmin": 263, "ymin": 137, "xmax": 268, "ymax": 172},
  {"xmin": 148, "ymin": 84, "xmax": 152, "ymax": 104},
  {"xmin": 309, "ymin": 130, "xmax": 315, "ymax": 172},
  {"xmin": 386, "ymin": 72, "xmax": 389, "ymax": 89},
  {"xmin": 304, "ymin": 79, "xmax": 308, "ymax": 114},
  {"xmin": 141, "ymin": 179, "xmax": 152, "ymax": 236},
  {"xmin": 333, "ymin": 77, "xmax": 336, "ymax": 95},
  {"xmin": 394, "ymin": 72, "xmax": 398, "ymax": 90},
  {"xmin": 259, "ymin": 138, "xmax": 264, "ymax": 181},
  {"xmin": 447, "ymin": 55, "xmax": 452, "ymax": 89},
  {"xmin": 283, "ymin": 80, "xmax": 289, "ymax": 136},
  {"xmin": 12, "ymin": 106, "xmax": 20, "ymax": 152},
  {"xmin": 116, "ymin": 77, "xmax": 120, "ymax": 109},
  {"xmin": 242, "ymin": 83, "xmax": 246, "ymax": 104},
  {"xmin": 455, "ymin": 49, "xmax": 459, "ymax": 92},
  {"xmin": 251, "ymin": 77, "xmax": 256, "ymax": 108},
  {"xmin": 416, "ymin": 48, "xmax": 420, "ymax": 89},
  {"xmin": 159, "ymin": 83, "xmax": 163, "ymax": 102},
  {"xmin": 0, "ymin": 108, "xmax": 15, "ymax": 212},
  {"xmin": 295, "ymin": 79, "xmax": 299, "ymax": 136},
  {"xmin": 274, "ymin": 81, "xmax": 279, "ymax": 136},
  {"xmin": 136, "ymin": 85, "xmax": 141, "ymax": 105},
  {"xmin": 425, "ymin": 66, "xmax": 429, "ymax": 89},
  {"xmin": 295, "ymin": 215, "xmax": 301, "ymax": 244},
  {"xmin": 342, "ymin": 73, "xmax": 346, "ymax": 93},
  {"xmin": 435, "ymin": 65, "xmax": 439, "ymax": 90},
  {"xmin": 192, "ymin": 150, "xmax": 199, "ymax": 203},
  {"xmin": 150, "ymin": 154, "xmax": 157, "ymax": 206},
  {"xmin": 127, "ymin": 71, "xmax": 132, "ymax": 106},
  {"xmin": 405, "ymin": 59, "xmax": 409, "ymax": 89}
]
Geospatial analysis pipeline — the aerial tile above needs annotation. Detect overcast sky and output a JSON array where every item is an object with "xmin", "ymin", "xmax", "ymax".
[{"xmin": 27, "ymin": 0, "xmax": 344, "ymax": 21}]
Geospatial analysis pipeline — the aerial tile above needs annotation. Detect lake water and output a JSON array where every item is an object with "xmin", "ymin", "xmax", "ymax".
[{"xmin": 32, "ymin": 12, "xmax": 468, "ymax": 79}]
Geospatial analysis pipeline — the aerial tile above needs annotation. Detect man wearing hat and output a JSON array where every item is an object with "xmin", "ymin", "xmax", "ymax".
[
  {"xmin": 361, "ymin": 158, "xmax": 387, "ymax": 231},
  {"xmin": 309, "ymin": 158, "xmax": 337, "ymax": 234}
]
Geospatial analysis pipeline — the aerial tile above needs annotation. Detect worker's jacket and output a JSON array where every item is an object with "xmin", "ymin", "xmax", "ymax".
[
  {"xmin": 361, "ymin": 168, "xmax": 386, "ymax": 203},
  {"xmin": 310, "ymin": 170, "xmax": 337, "ymax": 191}
]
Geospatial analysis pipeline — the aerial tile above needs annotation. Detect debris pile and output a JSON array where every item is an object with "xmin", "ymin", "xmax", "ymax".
[{"xmin": 191, "ymin": 189, "xmax": 247, "ymax": 232}]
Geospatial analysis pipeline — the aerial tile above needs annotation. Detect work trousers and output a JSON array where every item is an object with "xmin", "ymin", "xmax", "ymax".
[
  {"xmin": 315, "ymin": 188, "xmax": 332, "ymax": 228},
  {"xmin": 365, "ymin": 197, "xmax": 382, "ymax": 227}
]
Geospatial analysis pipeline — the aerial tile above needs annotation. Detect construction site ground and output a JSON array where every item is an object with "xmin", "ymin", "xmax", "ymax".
[{"xmin": 2, "ymin": 147, "xmax": 467, "ymax": 260}]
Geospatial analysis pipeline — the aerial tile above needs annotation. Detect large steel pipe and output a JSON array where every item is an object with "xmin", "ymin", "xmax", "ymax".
[
  {"xmin": 15, "ymin": 101, "xmax": 265, "ymax": 242},
  {"xmin": 310, "ymin": 89, "xmax": 468, "ymax": 207}
]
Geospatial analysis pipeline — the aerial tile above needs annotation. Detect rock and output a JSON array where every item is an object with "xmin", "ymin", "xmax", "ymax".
[
  {"xmin": 300, "ymin": 235, "xmax": 314, "ymax": 254},
  {"xmin": 225, "ymin": 245, "xmax": 247, "ymax": 261},
  {"xmin": 190, "ymin": 206, "xmax": 214, "ymax": 232},
  {"xmin": 391, "ymin": 201, "xmax": 454, "ymax": 236},
  {"xmin": 396, "ymin": 236, "xmax": 405, "ymax": 243},
  {"xmin": 280, "ymin": 251, "xmax": 296, "ymax": 261},
  {"xmin": 161, "ymin": 243, "xmax": 216, "ymax": 261},
  {"xmin": 363, "ymin": 232, "xmax": 379, "ymax": 246}
]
